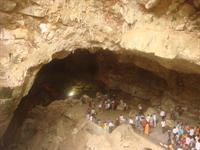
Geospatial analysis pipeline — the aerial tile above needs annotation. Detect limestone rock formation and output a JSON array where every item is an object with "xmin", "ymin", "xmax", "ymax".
[
  {"xmin": 18, "ymin": 6, "xmax": 47, "ymax": 17},
  {"xmin": 0, "ymin": 0, "xmax": 16, "ymax": 12},
  {"xmin": 136, "ymin": 0, "xmax": 160, "ymax": 9},
  {"xmin": 0, "ymin": 0, "xmax": 200, "ymax": 140}
]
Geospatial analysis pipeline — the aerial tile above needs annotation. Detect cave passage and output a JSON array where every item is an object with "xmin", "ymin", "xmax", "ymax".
[
  {"xmin": 3, "ymin": 49, "xmax": 169, "ymax": 147},
  {"xmin": 26, "ymin": 49, "xmax": 106, "ymax": 106},
  {"xmin": 2, "ymin": 49, "xmax": 107, "ymax": 147},
  {"xmin": 3, "ymin": 49, "xmax": 200, "ymax": 149}
]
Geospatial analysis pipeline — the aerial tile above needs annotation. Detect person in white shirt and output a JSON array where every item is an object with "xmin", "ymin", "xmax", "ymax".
[
  {"xmin": 149, "ymin": 115, "xmax": 154, "ymax": 127},
  {"xmin": 123, "ymin": 102, "xmax": 128, "ymax": 111},
  {"xmin": 129, "ymin": 118, "xmax": 134, "ymax": 128},
  {"xmin": 119, "ymin": 115, "xmax": 125, "ymax": 124},
  {"xmin": 146, "ymin": 114, "xmax": 150, "ymax": 123},
  {"xmin": 86, "ymin": 113, "xmax": 90, "ymax": 120},
  {"xmin": 138, "ymin": 104, "xmax": 143, "ymax": 114},
  {"xmin": 185, "ymin": 136, "xmax": 191, "ymax": 146},
  {"xmin": 196, "ymin": 139, "xmax": 200, "ymax": 150},
  {"xmin": 161, "ymin": 120, "xmax": 166, "ymax": 134},
  {"xmin": 89, "ymin": 115, "xmax": 93, "ymax": 122},
  {"xmin": 152, "ymin": 113, "xmax": 157, "ymax": 127},
  {"xmin": 108, "ymin": 121, "xmax": 115, "ymax": 133},
  {"xmin": 189, "ymin": 127, "xmax": 195, "ymax": 138},
  {"xmin": 91, "ymin": 108, "xmax": 96, "ymax": 116},
  {"xmin": 98, "ymin": 103, "xmax": 102, "ymax": 109},
  {"xmin": 160, "ymin": 110, "xmax": 166, "ymax": 120},
  {"xmin": 172, "ymin": 126, "xmax": 178, "ymax": 138},
  {"xmin": 135, "ymin": 114, "xmax": 140, "ymax": 128},
  {"xmin": 105, "ymin": 102, "xmax": 111, "ymax": 110},
  {"xmin": 195, "ymin": 135, "xmax": 200, "ymax": 142}
]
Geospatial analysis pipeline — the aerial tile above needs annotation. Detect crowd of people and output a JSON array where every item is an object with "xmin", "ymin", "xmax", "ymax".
[
  {"xmin": 165, "ymin": 122, "xmax": 200, "ymax": 150},
  {"xmin": 81, "ymin": 92, "xmax": 200, "ymax": 150}
]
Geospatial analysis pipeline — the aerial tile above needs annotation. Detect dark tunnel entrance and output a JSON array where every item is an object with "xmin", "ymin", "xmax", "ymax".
[
  {"xmin": 27, "ymin": 49, "xmax": 105, "ymax": 106},
  {"xmin": 2, "ymin": 49, "xmax": 169, "ymax": 148},
  {"xmin": 3, "ymin": 49, "xmax": 200, "ymax": 149},
  {"xmin": 2, "ymin": 49, "xmax": 108, "ymax": 148},
  {"xmin": 4, "ymin": 49, "xmax": 166, "ymax": 145}
]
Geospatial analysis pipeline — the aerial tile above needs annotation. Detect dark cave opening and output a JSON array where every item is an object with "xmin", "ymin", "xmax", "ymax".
[
  {"xmin": 2, "ymin": 49, "xmax": 108, "ymax": 147},
  {"xmin": 2, "ymin": 49, "xmax": 178, "ymax": 148},
  {"xmin": 27, "ymin": 49, "xmax": 104, "ymax": 105}
]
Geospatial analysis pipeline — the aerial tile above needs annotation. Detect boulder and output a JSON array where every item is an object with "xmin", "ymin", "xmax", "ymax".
[
  {"xmin": 39, "ymin": 23, "xmax": 49, "ymax": 33},
  {"xmin": 19, "ymin": 6, "xmax": 47, "ymax": 17},
  {"xmin": 175, "ymin": 24, "xmax": 186, "ymax": 31},
  {"xmin": 178, "ymin": 3, "xmax": 196, "ymax": 17},
  {"xmin": 167, "ymin": 2, "xmax": 179, "ymax": 15},
  {"xmin": 11, "ymin": 28, "xmax": 29, "ymax": 39},
  {"xmin": 136, "ymin": 0, "xmax": 160, "ymax": 9},
  {"xmin": 145, "ymin": 0, "xmax": 160, "ymax": 9}
]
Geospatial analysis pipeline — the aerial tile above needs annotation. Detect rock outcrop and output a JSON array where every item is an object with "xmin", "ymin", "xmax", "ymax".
[
  {"xmin": 136, "ymin": 0, "xmax": 160, "ymax": 9},
  {"xmin": 0, "ymin": 0, "xmax": 200, "ymax": 138},
  {"xmin": 4, "ymin": 100, "xmax": 162, "ymax": 150}
]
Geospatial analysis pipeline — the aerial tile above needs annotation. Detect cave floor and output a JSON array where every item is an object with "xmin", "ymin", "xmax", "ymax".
[
  {"xmin": 5, "ymin": 93, "xmax": 200, "ymax": 150},
  {"xmin": 6, "ymin": 99, "xmax": 164, "ymax": 150},
  {"xmin": 3, "ymin": 72, "xmax": 200, "ymax": 150}
]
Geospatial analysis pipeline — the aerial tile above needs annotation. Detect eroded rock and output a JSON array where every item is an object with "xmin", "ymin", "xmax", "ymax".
[
  {"xmin": 175, "ymin": 24, "xmax": 186, "ymax": 31},
  {"xmin": 11, "ymin": 28, "xmax": 29, "ymax": 39},
  {"xmin": 0, "ymin": 0, "xmax": 16, "ymax": 12},
  {"xmin": 161, "ymin": 96, "xmax": 176, "ymax": 111},
  {"xmin": 0, "ymin": 12, "xmax": 13, "ymax": 24},
  {"xmin": 178, "ymin": 3, "xmax": 196, "ymax": 17},
  {"xmin": 1, "ymin": 0, "xmax": 200, "ymax": 142},
  {"xmin": 19, "ymin": 6, "xmax": 47, "ymax": 17},
  {"xmin": 193, "ymin": 0, "xmax": 200, "ymax": 9},
  {"xmin": 136, "ymin": 0, "xmax": 160, "ymax": 9}
]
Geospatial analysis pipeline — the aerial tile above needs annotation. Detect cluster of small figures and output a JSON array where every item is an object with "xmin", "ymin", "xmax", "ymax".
[
  {"xmin": 163, "ymin": 122, "xmax": 200, "ymax": 150},
  {"xmin": 82, "ymin": 92, "xmax": 163, "ymax": 135},
  {"xmin": 83, "ymin": 94, "xmax": 129, "ymax": 134},
  {"xmin": 81, "ymin": 93, "xmax": 200, "ymax": 150},
  {"xmin": 85, "ymin": 103, "xmax": 165, "ymax": 135},
  {"xmin": 81, "ymin": 92, "xmax": 128, "ymax": 111}
]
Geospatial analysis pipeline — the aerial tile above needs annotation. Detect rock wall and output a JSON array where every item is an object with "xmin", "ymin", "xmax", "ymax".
[
  {"xmin": 0, "ymin": 0, "xmax": 200, "ymax": 138},
  {"xmin": 95, "ymin": 50, "xmax": 200, "ymax": 104}
]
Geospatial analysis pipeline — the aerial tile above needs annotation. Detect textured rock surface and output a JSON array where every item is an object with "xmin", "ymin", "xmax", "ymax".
[
  {"xmin": 0, "ymin": 0, "xmax": 200, "ymax": 138},
  {"xmin": 136, "ymin": 0, "xmax": 160, "ymax": 9},
  {"xmin": 5, "ymin": 100, "xmax": 162, "ymax": 150},
  {"xmin": 0, "ymin": 0, "xmax": 16, "ymax": 12}
]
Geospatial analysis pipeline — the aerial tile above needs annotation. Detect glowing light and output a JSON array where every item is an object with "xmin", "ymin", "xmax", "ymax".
[{"xmin": 68, "ymin": 91, "xmax": 75, "ymax": 97}]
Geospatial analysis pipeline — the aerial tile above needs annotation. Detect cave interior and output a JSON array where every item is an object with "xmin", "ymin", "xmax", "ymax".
[{"xmin": 3, "ymin": 48, "xmax": 200, "ymax": 147}]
